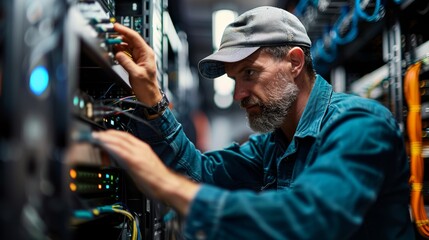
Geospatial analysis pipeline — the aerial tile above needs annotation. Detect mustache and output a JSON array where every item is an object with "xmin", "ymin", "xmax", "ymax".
[{"xmin": 240, "ymin": 97, "xmax": 260, "ymax": 108}]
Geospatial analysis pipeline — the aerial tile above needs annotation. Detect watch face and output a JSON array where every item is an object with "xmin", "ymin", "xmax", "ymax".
[
  {"xmin": 156, "ymin": 91, "xmax": 169, "ymax": 111},
  {"xmin": 145, "ymin": 90, "xmax": 169, "ymax": 116}
]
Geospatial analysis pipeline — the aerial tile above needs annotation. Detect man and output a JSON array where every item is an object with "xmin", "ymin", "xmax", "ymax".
[{"xmin": 92, "ymin": 6, "xmax": 414, "ymax": 239}]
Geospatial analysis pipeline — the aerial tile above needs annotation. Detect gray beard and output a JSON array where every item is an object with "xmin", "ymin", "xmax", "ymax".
[{"xmin": 246, "ymin": 76, "xmax": 299, "ymax": 133}]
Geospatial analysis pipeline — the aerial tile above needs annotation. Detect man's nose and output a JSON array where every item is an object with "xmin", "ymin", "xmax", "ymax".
[{"xmin": 233, "ymin": 81, "xmax": 249, "ymax": 101}]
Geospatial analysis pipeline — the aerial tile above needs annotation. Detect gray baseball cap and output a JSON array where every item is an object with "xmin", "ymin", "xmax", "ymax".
[{"xmin": 198, "ymin": 6, "xmax": 311, "ymax": 79}]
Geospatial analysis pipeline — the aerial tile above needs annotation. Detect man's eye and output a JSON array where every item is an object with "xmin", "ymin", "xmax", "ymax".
[{"xmin": 245, "ymin": 69, "xmax": 254, "ymax": 76}]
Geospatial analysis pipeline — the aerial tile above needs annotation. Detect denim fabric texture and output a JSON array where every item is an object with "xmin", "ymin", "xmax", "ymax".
[{"xmin": 131, "ymin": 75, "xmax": 414, "ymax": 240}]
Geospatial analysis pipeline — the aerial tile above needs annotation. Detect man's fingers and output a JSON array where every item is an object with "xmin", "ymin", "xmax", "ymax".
[
  {"xmin": 92, "ymin": 130, "xmax": 155, "ymax": 172},
  {"xmin": 115, "ymin": 51, "xmax": 137, "ymax": 73},
  {"xmin": 114, "ymin": 23, "xmax": 150, "ymax": 51},
  {"xmin": 93, "ymin": 129, "xmax": 146, "ymax": 149},
  {"xmin": 93, "ymin": 129, "xmax": 128, "ymax": 143},
  {"xmin": 113, "ymin": 23, "xmax": 139, "ymax": 43},
  {"xmin": 92, "ymin": 131, "xmax": 137, "ymax": 161}
]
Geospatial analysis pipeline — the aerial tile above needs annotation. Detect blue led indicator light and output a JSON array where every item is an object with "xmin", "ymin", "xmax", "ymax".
[
  {"xmin": 106, "ymin": 185, "xmax": 110, "ymax": 189},
  {"xmin": 29, "ymin": 66, "xmax": 49, "ymax": 96}
]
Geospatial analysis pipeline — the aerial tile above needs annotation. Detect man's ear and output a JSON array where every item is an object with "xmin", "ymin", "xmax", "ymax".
[{"xmin": 287, "ymin": 47, "xmax": 305, "ymax": 77}]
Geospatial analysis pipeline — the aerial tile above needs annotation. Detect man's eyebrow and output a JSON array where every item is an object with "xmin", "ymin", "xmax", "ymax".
[
  {"xmin": 226, "ymin": 64, "xmax": 243, "ymax": 80},
  {"xmin": 232, "ymin": 62, "xmax": 249, "ymax": 75}
]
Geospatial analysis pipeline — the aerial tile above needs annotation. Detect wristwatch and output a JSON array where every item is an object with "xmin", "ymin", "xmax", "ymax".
[{"xmin": 141, "ymin": 89, "xmax": 169, "ymax": 119}]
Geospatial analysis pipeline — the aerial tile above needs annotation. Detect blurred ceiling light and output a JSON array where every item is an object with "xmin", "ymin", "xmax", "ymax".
[
  {"xmin": 214, "ymin": 74, "xmax": 234, "ymax": 95},
  {"xmin": 212, "ymin": 9, "xmax": 237, "ymax": 50},
  {"xmin": 212, "ymin": 9, "xmax": 237, "ymax": 109},
  {"xmin": 214, "ymin": 92, "xmax": 234, "ymax": 109}
]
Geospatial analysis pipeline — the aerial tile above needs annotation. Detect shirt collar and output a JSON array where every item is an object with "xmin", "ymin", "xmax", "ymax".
[{"xmin": 294, "ymin": 74, "xmax": 332, "ymax": 138}]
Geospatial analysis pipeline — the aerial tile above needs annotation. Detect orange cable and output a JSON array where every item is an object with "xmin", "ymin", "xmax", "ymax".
[{"xmin": 404, "ymin": 61, "xmax": 429, "ymax": 237}]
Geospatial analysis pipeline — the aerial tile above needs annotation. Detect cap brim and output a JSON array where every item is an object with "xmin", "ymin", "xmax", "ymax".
[{"xmin": 198, "ymin": 46, "xmax": 260, "ymax": 79}]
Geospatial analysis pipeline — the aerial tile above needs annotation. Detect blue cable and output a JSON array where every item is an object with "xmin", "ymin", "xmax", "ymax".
[
  {"xmin": 332, "ymin": 6, "xmax": 359, "ymax": 45},
  {"xmin": 163, "ymin": 209, "xmax": 177, "ymax": 223},
  {"xmin": 73, "ymin": 205, "xmax": 114, "ymax": 219},
  {"xmin": 135, "ymin": 212, "xmax": 142, "ymax": 240},
  {"xmin": 97, "ymin": 205, "xmax": 115, "ymax": 213},
  {"xmin": 310, "ymin": 0, "xmax": 319, "ymax": 7},
  {"xmin": 316, "ymin": 38, "xmax": 337, "ymax": 63},
  {"xmin": 295, "ymin": 0, "xmax": 310, "ymax": 17},
  {"xmin": 73, "ymin": 210, "xmax": 94, "ymax": 219},
  {"xmin": 355, "ymin": 0, "xmax": 382, "ymax": 22}
]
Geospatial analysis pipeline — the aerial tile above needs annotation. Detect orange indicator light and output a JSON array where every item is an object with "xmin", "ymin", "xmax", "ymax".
[
  {"xmin": 69, "ymin": 183, "xmax": 77, "ymax": 192},
  {"xmin": 69, "ymin": 169, "xmax": 77, "ymax": 179}
]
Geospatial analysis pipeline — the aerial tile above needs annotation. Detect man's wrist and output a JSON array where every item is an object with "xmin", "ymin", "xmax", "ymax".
[
  {"xmin": 140, "ymin": 89, "xmax": 169, "ymax": 119},
  {"xmin": 159, "ymin": 172, "xmax": 200, "ymax": 216}
]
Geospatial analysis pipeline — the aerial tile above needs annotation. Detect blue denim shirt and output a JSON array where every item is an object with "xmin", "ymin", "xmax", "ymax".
[{"xmin": 132, "ymin": 75, "xmax": 414, "ymax": 239}]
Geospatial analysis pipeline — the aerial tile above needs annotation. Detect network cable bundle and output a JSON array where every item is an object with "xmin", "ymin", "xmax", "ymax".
[{"xmin": 405, "ymin": 56, "xmax": 429, "ymax": 238}]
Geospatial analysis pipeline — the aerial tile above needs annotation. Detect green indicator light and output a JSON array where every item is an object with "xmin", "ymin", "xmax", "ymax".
[{"xmin": 73, "ymin": 96, "xmax": 79, "ymax": 106}]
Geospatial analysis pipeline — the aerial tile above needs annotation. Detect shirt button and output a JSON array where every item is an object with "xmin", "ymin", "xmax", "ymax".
[{"xmin": 195, "ymin": 230, "xmax": 206, "ymax": 240}]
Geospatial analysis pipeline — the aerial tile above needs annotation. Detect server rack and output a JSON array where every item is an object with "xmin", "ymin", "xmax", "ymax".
[
  {"xmin": 66, "ymin": 1, "xmax": 175, "ymax": 239},
  {"xmin": 0, "ymin": 0, "xmax": 184, "ymax": 239}
]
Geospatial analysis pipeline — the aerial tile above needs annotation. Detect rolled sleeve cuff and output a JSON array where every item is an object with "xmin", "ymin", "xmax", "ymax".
[
  {"xmin": 132, "ymin": 107, "xmax": 181, "ymax": 142},
  {"xmin": 184, "ymin": 184, "xmax": 228, "ymax": 240}
]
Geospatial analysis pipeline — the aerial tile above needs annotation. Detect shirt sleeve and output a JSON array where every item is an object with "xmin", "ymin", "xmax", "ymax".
[{"xmin": 130, "ymin": 107, "xmax": 265, "ymax": 190}]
